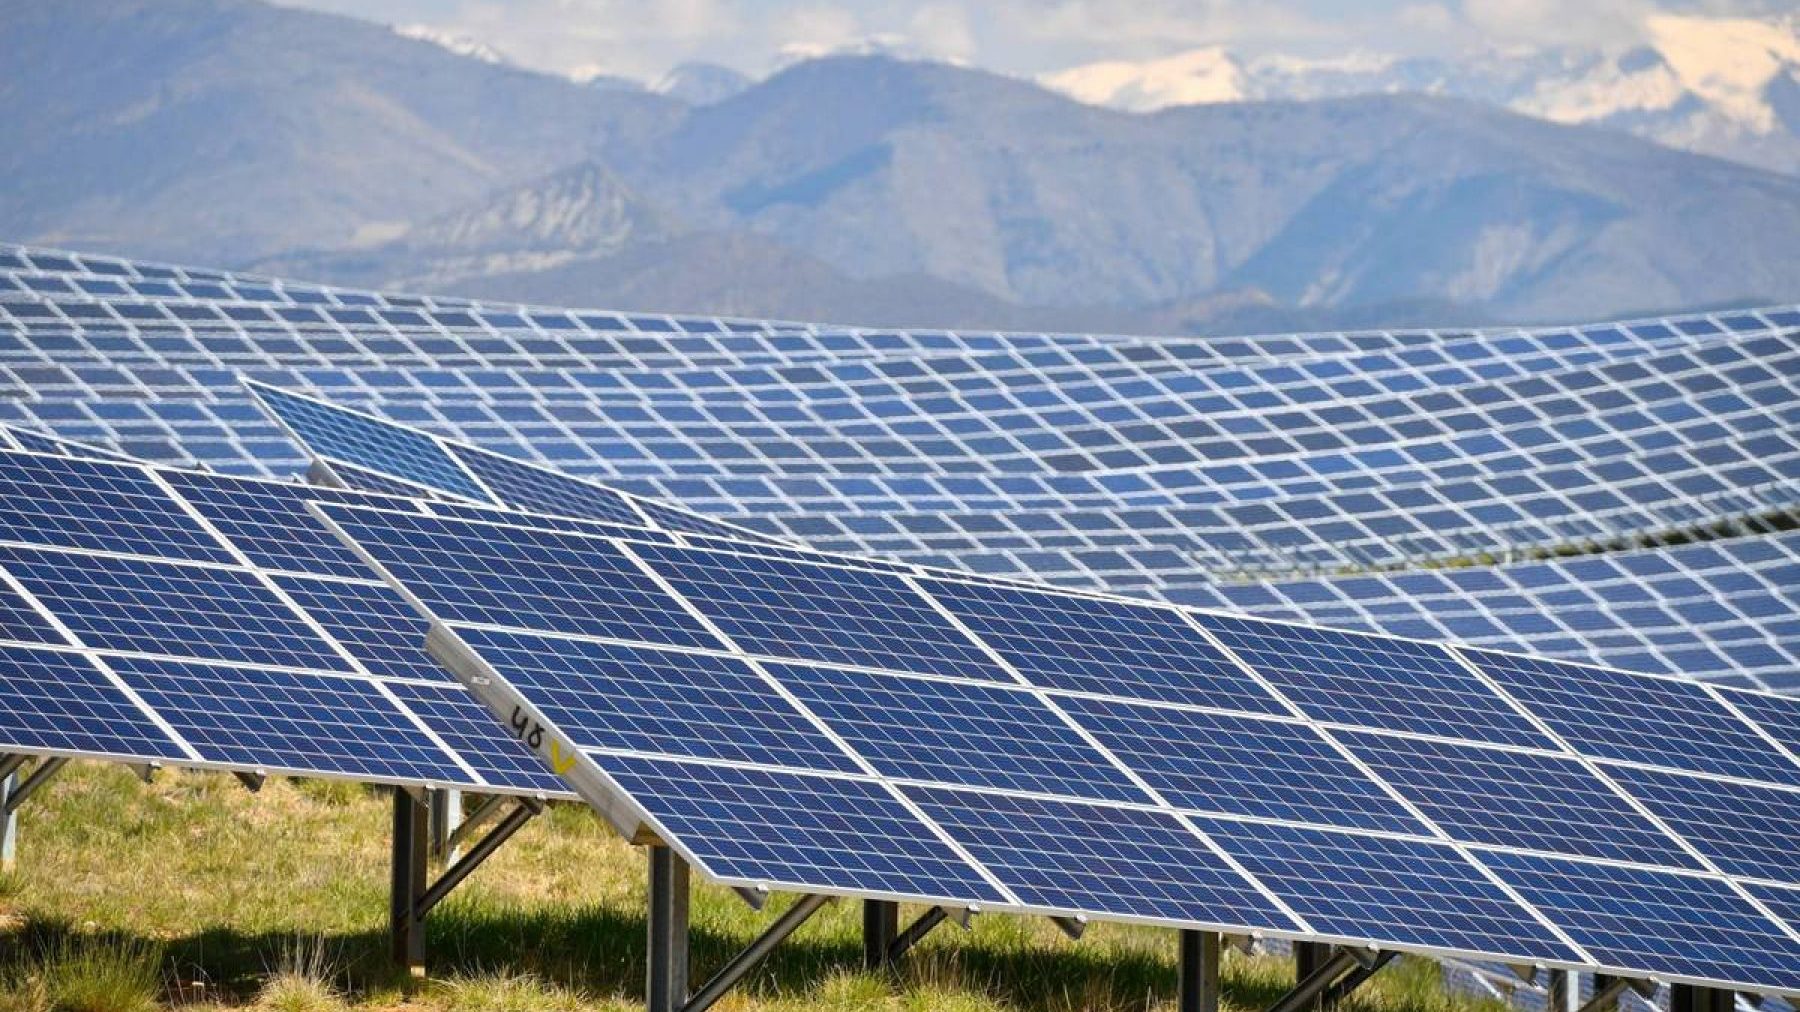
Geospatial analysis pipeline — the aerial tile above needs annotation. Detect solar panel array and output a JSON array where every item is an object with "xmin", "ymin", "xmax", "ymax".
[{"xmin": 319, "ymin": 501, "xmax": 1800, "ymax": 995}]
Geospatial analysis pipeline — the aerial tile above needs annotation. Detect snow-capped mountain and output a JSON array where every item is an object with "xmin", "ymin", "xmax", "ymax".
[
  {"xmin": 1039, "ymin": 14, "xmax": 1800, "ymax": 175},
  {"xmin": 391, "ymin": 23, "xmax": 507, "ymax": 65}
]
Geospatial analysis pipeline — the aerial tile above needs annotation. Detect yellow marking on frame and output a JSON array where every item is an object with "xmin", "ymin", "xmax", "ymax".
[{"xmin": 549, "ymin": 739, "xmax": 577, "ymax": 775}]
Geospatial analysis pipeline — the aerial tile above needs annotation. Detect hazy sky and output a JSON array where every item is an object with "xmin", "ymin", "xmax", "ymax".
[{"xmin": 276, "ymin": 0, "xmax": 1788, "ymax": 83}]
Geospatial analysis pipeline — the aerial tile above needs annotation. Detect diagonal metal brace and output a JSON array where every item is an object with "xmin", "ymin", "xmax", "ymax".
[
  {"xmin": 443, "ymin": 793, "xmax": 510, "ymax": 855},
  {"xmin": 1265, "ymin": 946, "xmax": 1381, "ymax": 1012},
  {"xmin": 412, "ymin": 797, "xmax": 542, "ymax": 920},
  {"xmin": 1320, "ymin": 950, "xmax": 1397, "ymax": 1007},
  {"xmin": 0, "ymin": 755, "xmax": 28, "ymax": 783},
  {"xmin": 682, "ymin": 894, "xmax": 831, "ymax": 1012},
  {"xmin": 1578, "ymin": 975, "xmax": 1655, "ymax": 1012},
  {"xmin": 886, "ymin": 906, "xmax": 950, "ymax": 962},
  {"xmin": 4, "ymin": 757, "xmax": 68, "ymax": 814}
]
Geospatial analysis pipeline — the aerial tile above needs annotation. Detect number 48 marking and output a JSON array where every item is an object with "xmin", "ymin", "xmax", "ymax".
[{"xmin": 509, "ymin": 706, "xmax": 577, "ymax": 775}]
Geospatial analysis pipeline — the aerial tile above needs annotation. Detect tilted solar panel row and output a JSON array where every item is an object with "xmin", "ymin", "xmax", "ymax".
[{"xmin": 320, "ymin": 500, "xmax": 1800, "ymax": 995}]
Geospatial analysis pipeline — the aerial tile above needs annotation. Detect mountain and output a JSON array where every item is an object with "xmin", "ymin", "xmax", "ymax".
[
  {"xmin": 0, "ymin": 0, "xmax": 683, "ymax": 265},
  {"xmin": 655, "ymin": 63, "xmax": 753, "ymax": 105},
  {"xmin": 9, "ymin": 0, "xmax": 1800, "ymax": 331},
  {"xmin": 1038, "ymin": 14, "xmax": 1800, "ymax": 176}
]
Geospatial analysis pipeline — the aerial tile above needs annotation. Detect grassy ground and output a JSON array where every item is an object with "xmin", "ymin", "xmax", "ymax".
[{"xmin": 0, "ymin": 763, "xmax": 1518, "ymax": 1012}]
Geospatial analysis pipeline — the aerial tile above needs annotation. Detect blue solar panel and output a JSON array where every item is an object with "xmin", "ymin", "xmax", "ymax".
[
  {"xmin": 1463, "ymin": 648, "xmax": 1800, "ymax": 787},
  {"xmin": 161, "ymin": 469, "xmax": 400, "ymax": 576},
  {"xmin": 1334, "ymin": 730, "xmax": 1699, "ymax": 867},
  {"xmin": 107, "ymin": 654, "xmax": 468, "ymax": 782},
  {"xmin": 250, "ymin": 383, "xmax": 487, "ymax": 500},
  {"xmin": 1195, "ymin": 616, "xmax": 1554, "ymax": 748},
  {"xmin": 448, "ymin": 626, "xmax": 859, "ymax": 773},
  {"xmin": 272, "ymin": 575, "xmax": 454, "ymax": 684},
  {"xmin": 923, "ymin": 578, "xmax": 1286, "ymax": 714},
  {"xmin": 4, "ymin": 428, "xmax": 133, "ymax": 462},
  {"xmin": 634, "ymin": 499, "xmax": 784, "ymax": 544},
  {"xmin": 0, "ymin": 579, "xmax": 68, "ymax": 646},
  {"xmin": 325, "ymin": 460, "xmax": 443, "ymax": 498},
  {"xmin": 314, "ymin": 506, "xmax": 719, "ymax": 650},
  {"xmin": 0, "ymin": 546, "xmax": 354, "ymax": 673},
  {"xmin": 0, "ymin": 450, "xmax": 236, "ymax": 564},
  {"xmin": 629, "ymin": 542, "xmax": 1014, "ymax": 682},
  {"xmin": 383, "ymin": 680, "xmax": 570, "ymax": 794},
  {"xmin": 1059, "ymin": 697, "xmax": 1426, "ymax": 834},
  {"xmin": 770, "ymin": 662, "xmax": 1149, "ymax": 803},
  {"xmin": 1605, "ymin": 763, "xmax": 1800, "ymax": 882},
  {"xmin": 905, "ymin": 785, "xmax": 1298, "ymax": 928},
  {"xmin": 447, "ymin": 443, "xmax": 644, "ymax": 525},
  {"xmin": 1193, "ymin": 816, "xmax": 1577, "ymax": 962},
  {"xmin": 0, "ymin": 643, "xmax": 186, "ymax": 759},
  {"xmin": 595, "ymin": 755, "xmax": 1005, "ymax": 902},
  {"xmin": 1483, "ymin": 849, "xmax": 1800, "ymax": 991},
  {"xmin": 1712, "ymin": 688, "xmax": 1800, "ymax": 763}
]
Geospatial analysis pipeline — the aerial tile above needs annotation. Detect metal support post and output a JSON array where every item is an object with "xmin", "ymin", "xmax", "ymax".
[
  {"xmin": 1548, "ymin": 969, "xmax": 1578, "ymax": 1012},
  {"xmin": 1293, "ymin": 942, "xmax": 1333, "ymax": 1012},
  {"xmin": 863, "ymin": 900, "xmax": 898, "ymax": 970},
  {"xmin": 1267, "ymin": 947, "xmax": 1368, "ymax": 1012},
  {"xmin": 1178, "ymin": 930, "xmax": 1220, "ymax": 1012},
  {"xmin": 0, "ymin": 772, "xmax": 15, "ymax": 873},
  {"xmin": 428, "ymin": 789, "xmax": 462, "ymax": 863},
  {"xmin": 647, "ymin": 846, "xmax": 690, "ymax": 1012},
  {"xmin": 390, "ymin": 787, "xmax": 429, "ymax": 974},
  {"xmin": 682, "ymin": 894, "xmax": 830, "ymax": 1012},
  {"xmin": 1671, "ymin": 985, "xmax": 1735, "ymax": 1012}
]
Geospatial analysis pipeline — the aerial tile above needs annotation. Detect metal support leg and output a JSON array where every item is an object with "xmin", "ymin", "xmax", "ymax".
[
  {"xmin": 647, "ymin": 846, "xmax": 690, "ymax": 1012},
  {"xmin": 1178, "ymin": 930, "xmax": 1220, "ymax": 1012},
  {"xmin": 863, "ymin": 900, "xmax": 898, "ymax": 970},
  {"xmin": 1293, "ymin": 942, "xmax": 1333, "ymax": 1012},
  {"xmin": 0, "ymin": 772, "xmax": 15, "ymax": 873},
  {"xmin": 1671, "ymin": 985, "xmax": 1735, "ymax": 1012},
  {"xmin": 429, "ymin": 789, "xmax": 462, "ymax": 863},
  {"xmin": 390, "ymin": 787, "xmax": 428, "ymax": 974},
  {"xmin": 1549, "ymin": 970, "xmax": 1578, "ymax": 1012}
]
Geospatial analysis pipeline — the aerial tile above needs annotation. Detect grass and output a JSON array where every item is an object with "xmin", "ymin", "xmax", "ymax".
[{"xmin": 0, "ymin": 763, "xmax": 1516, "ymax": 1012}]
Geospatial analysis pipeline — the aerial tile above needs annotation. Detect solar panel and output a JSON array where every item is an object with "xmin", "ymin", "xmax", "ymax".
[
  {"xmin": 1481, "ymin": 850, "xmax": 1800, "ymax": 992},
  {"xmin": 0, "ymin": 643, "xmax": 188, "ymax": 760},
  {"xmin": 1602, "ymin": 763, "xmax": 1800, "ymax": 882},
  {"xmin": 249, "ymin": 382, "xmax": 488, "ymax": 500},
  {"xmin": 320, "ymin": 500, "xmax": 1800, "ymax": 993}
]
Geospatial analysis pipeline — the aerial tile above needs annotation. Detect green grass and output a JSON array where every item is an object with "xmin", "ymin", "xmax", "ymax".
[{"xmin": 0, "ymin": 763, "xmax": 1515, "ymax": 1012}]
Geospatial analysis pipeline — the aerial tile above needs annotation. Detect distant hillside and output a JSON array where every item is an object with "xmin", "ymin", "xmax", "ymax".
[{"xmin": 6, "ymin": 0, "xmax": 1800, "ymax": 331}]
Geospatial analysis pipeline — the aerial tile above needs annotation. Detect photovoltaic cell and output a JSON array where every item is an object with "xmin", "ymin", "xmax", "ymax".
[
  {"xmin": 1195, "ymin": 615, "xmax": 1553, "ymax": 748},
  {"xmin": 923, "ymin": 578, "xmax": 1286, "ymax": 714},
  {"xmin": 1712, "ymin": 688, "xmax": 1800, "ymax": 766},
  {"xmin": 327, "ymin": 461, "xmax": 445, "ymax": 499},
  {"xmin": 634, "ymin": 498, "xmax": 784, "ymax": 544},
  {"xmin": 448, "ymin": 626, "xmax": 859, "ymax": 773},
  {"xmin": 314, "ymin": 506, "xmax": 719, "ymax": 650},
  {"xmin": 0, "ymin": 545, "xmax": 354, "ymax": 673},
  {"xmin": 1194, "ymin": 816, "xmax": 1578, "ymax": 962},
  {"xmin": 0, "ymin": 643, "xmax": 186, "ymax": 759},
  {"xmin": 1334, "ymin": 729, "xmax": 1698, "ymax": 868},
  {"xmin": 1604, "ymin": 763, "xmax": 1800, "ymax": 882},
  {"xmin": 595, "ymin": 754, "xmax": 1005, "ymax": 902},
  {"xmin": 383, "ymin": 680, "xmax": 571, "ymax": 795},
  {"xmin": 1059, "ymin": 697, "xmax": 1426, "ymax": 834},
  {"xmin": 107, "ymin": 654, "xmax": 469, "ymax": 782},
  {"xmin": 906, "ymin": 785, "xmax": 1298, "ymax": 928},
  {"xmin": 770, "ymin": 662, "xmax": 1149, "ymax": 803},
  {"xmin": 0, "ymin": 450, "xmax": 236, "ymax": 564},
  {"xmin": 1463, "ymin": 648, "xmax": 1800, "ymax": 788},
  {"xmin": 447, "ymin": 443, "xmax": 643, "ymax": 525},
  {"xmin": 5, "ymin": 428, "xmax": 133, "ymax": 462},
  {"xmin": 630, "ymin": 542, "xmax": 1014, "ymax": 683},
  {"xmin": 272, "ymin": 575, "xmax": 453, "ymax": 684},
  {"xmin": 251, "ymin": 384, "xmax": 487, "ymax": 500},
  {"xmin": 1483, "ymin": 848, "xmax": 1800, "ymax": 991}
]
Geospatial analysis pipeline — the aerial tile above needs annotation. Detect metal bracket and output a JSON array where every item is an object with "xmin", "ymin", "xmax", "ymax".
[
  {"xmin": 1051, "ymin": 914, "xmax": 1087, "ymax": 940},
  {"xmin": 234, "ymin": 771, "xmax": 266, "ymax": 792},
  {"xmin": 1580, "ymin": 976, "xmax": 1656, "ymax": 1012}
]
